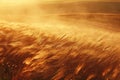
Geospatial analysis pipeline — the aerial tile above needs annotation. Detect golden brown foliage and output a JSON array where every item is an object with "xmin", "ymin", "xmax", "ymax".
[{"xmin": 0, "ymin": 23, "xmax": 120, "ymax": 80}]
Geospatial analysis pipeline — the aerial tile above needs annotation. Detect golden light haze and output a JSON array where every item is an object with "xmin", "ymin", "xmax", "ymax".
[
  {"xmin": 0, "ymin": 0, "xmax": 119, "ymax": 6},
  {"xmin": 0, "ymin": 0, "xmax": 119, "ymax": 4}
]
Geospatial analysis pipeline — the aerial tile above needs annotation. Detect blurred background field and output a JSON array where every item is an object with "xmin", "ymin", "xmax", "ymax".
[{"xmin": 0, "ymin": 0, "xmax": 120, "ymax": 32}]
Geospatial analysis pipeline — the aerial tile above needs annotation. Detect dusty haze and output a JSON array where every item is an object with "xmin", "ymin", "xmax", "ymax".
[{"xmin": 0, "ymin": 0, "xmax": 120, "ymax": 80}]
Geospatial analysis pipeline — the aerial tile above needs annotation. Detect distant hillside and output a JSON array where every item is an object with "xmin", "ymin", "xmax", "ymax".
[{"xmin": 39, "ymin": 2, "xmax": 120, "ymax": 14}]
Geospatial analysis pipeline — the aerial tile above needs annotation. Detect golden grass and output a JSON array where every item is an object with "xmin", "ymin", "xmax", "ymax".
[{"xmin": 0, "ymin": 22, "xmax": 120, "ymax": 80}]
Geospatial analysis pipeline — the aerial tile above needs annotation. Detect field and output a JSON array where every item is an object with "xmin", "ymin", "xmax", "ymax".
[{"xmin": 0, "ymin": 1, "xmax": 120, "ymax": 80}]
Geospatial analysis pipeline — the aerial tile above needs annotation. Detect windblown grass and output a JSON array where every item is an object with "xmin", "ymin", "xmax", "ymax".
[{"xmin": 0, "ymin": 23, "xmax": 120, "ymax": 80}]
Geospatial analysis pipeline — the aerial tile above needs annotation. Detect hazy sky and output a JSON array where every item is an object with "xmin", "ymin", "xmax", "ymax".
[
  {"xmin": 0, "ymin": 0, "xmax": 119, "ymax": 6},
  {"xmin": 42, "ymin": 0, "xmax": 120, "ymax": 2},
  {"xmin": 0, "ymin": 0, "xmax": 120, "ymax": 3}
]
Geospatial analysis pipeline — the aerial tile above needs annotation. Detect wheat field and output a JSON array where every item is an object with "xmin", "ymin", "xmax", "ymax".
[{"xmin": 0, "ymin": 0, "xmax": 120, "ymax": 80}]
